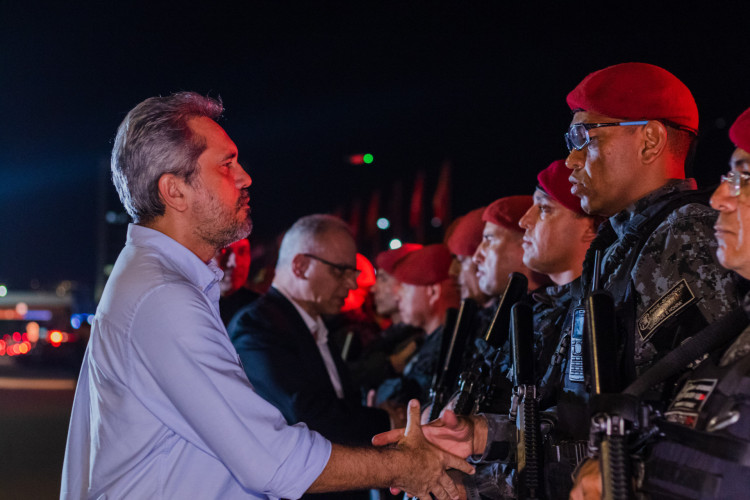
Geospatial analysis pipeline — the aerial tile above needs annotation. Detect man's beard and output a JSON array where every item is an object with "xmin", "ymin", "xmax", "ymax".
[{"xmin": 192, "ymin": 190, "xmax": 253, "ymax": 250}]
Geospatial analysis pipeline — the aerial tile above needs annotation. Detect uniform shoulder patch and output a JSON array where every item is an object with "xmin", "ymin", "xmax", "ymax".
[{"xmin": 638, "ymin": 279, "xmax": 697, "ymax": 341}]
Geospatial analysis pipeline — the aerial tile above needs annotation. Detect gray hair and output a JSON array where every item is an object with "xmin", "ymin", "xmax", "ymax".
[
  {"xmin": 276, "ymin": 214, "xmax": 354, "ymax": 270},
  {"xmin": 111, "ymin": 92, "xmax": 224, "ymax": 223}
]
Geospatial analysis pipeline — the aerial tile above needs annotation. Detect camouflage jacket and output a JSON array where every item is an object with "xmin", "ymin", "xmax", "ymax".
[{"xmin": 584, "ymin": 178, "xmax": 739, "ymax": 372}]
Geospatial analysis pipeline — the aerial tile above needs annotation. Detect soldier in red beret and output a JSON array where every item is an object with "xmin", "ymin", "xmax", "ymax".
[
  {"xmin": 572, "ymin": 106, "xmax": 750, "ymax": 500},
  {"xmin": 346, "ymin": 245, "xmax": 426, "ymax": 393},
  {"xmin": 445, "ymin": 208, "xmax": 491, "ymax": 307},
  {"xmin": 473, "ymin": 195, "xmax": 549, "ymax": 298},
  {"xmin": 375, "ymin": 244, "xmax": 461, "ymax": 406},
  {"xmin": 556, "ymin": 62, "xmax": 741, "ymax": 496},
  {"xmin": 372, "ymin": 243, "xmax": 423, "ymax": 325},
  {"xmin": 431, "ymin": 162, "xmax": 603, "ymax": 500}
]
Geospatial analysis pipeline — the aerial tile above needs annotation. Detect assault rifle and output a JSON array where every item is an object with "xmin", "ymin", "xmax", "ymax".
[
  {"xmin": 427, "ymin": 300, "xmax": 477, "ymax": 421},
  {"xmin": 585, "ymin": 250, "xmax": 637, "ymax": 500},
  {"xmin": 451, "ymin": 272, "xmax": 528, "ymax": 416},
  {"xmin": 509, "ymin": 301, "xmax": 544, "ymax": 499}
]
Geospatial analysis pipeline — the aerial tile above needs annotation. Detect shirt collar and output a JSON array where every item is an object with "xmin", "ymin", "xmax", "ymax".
[
  {"xmin": 609, "ymin": 178, "xmax": 697, "ymax": 239},
  {"xmin": 271, "ymin": 284, "xmax": 328, "ymax": 342},
  {"xmin": 126, "ymin": 224, "xmax": 223, "ymax": 295}
]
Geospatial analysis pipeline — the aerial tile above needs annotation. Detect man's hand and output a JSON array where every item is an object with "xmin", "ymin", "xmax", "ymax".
[
  {"xmin": 373, "ymin": 408, "xmax": 486, "ymax": 459},
  {"xmin": 569, "ymin": 458, "xmax": 602, "ymax": 500},
  {"xmin": 388, "ymin": 400, "xmax": 475, "ymax": 499},
  {"xmin": 389, "ymin": 340, "xmax": 418, "ymax": 374},
  {"xmin": 309, "ymin": 400, "xmax": 473, "ymax": 499}
]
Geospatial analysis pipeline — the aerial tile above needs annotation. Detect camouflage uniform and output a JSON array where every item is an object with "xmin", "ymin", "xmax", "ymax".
[
  {"xmin": 375, "ymin": 326, "xmax": 443, "ymax": 405},
  {"xmin": 638, "ymin": 291, "xmax": 750, "ymax": 499},
  {"xmin": 542, "ymin": 179, "xmax": 741, "ymax": 496},
  {"xmin": 476, "ymin": 180, "xmax": 742, "ymax": 498},
  {"xmin": 462, "ymin": 282, "xmax": 574, "ymax": 500}
]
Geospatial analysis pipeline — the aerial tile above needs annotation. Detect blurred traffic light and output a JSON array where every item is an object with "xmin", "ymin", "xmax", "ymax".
[{"xmin": 348, "ymin": 153, "xmax": 374, "ymax": 165}]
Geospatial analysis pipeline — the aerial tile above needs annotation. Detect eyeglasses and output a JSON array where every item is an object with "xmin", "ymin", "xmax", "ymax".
[
  {"xmin": 303, "ymin": 254, "xmax": 361, "ymax": 281},
  {"xmin": 720, "ymin": 170, "xmax": 750, "ymax": 197},
  {"xmin": 564, "ymin": 121, "xmax": 648, "ymax": 152}
]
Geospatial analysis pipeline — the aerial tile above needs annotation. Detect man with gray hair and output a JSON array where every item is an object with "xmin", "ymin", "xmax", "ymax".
[
  {"xmin": 61, "ymin": 92, "xmax": 472, "ymax": 500},
  {"xmin": 230, "ymin": 215, "xmax": 405, "ymax": 499}
]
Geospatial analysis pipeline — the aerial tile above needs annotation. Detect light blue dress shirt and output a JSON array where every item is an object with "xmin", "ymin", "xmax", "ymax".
[{"xmin": 61, "ymin": 224, "xmax": 331, "ymax": 499}]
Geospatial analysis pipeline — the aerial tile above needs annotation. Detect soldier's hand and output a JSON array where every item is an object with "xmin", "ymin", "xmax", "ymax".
[
  {"xmin": 384, "ymin": 399, "xmax": 474, "ymax": 500},
  {"xmin": 372, "ymin": 408, "xmax": 483, "ymax": 459},
  {"xmin": 569, "ymin": 458, "xmax": 602, "ymax": 500}
]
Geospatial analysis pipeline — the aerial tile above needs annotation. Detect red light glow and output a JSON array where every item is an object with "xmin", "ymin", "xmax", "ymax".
[
  {"xmin": 18, "ymin": 342, "xmax": 29, "ymax": 355},
  {"xmin": 12, "ymin": 332, "xmax": 21, "ymax": 342},
  {"xmin": 49, "ymin": 330, "xmax": 63, "ymax": 346}
]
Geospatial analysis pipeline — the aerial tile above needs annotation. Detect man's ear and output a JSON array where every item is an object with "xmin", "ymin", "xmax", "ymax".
[
  {"xmin": 291, "ymin": 254, "xmax": 310, "ymax": 279},
  {"xmin": 582, "ymin": 218, "xmax": 599, "ymax": 245},
  {"xmin": 426, "ymin": 283, "xmax": 441, "ymax": 307},
  {"xmin": 157, "ymin": 173, "xmax": 190, "ymax": 213},
  {"xmin": 640, "ymin": 120, "xmax": 668, "ymax": 165}
]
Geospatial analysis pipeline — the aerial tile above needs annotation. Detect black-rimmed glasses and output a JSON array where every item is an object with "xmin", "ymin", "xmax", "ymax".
[
  {"xmin": 720, "ymin": 170, "xmax": 750, "ymax": 197},
  {"xmin": 564, "ymin": 121, "xmax": 648, "ymax": 152},
  {"xmin": 303, "ymin": 254, "xmax": 361, "ymax": 281}
]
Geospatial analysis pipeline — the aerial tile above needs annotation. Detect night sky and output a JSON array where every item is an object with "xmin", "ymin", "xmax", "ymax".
[{"xmin": 2, "ymin": 2, "xmax": 749, "ymax": 296}]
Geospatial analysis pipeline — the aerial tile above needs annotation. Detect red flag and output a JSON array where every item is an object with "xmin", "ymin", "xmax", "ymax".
[
  {"xmin": 431, "ymin": 160, "xmax": 452, "ymax": 227},
  {"xmin": 348, "ymin": 199, "xmax": 362, "ymax": 238},
  {"xmin": 365, "ymin": 190, "xmax": 380, "ymax": 238},
  {"xmin": 409, "ymin": 171, "xmax": 425, "ymax": 229}
]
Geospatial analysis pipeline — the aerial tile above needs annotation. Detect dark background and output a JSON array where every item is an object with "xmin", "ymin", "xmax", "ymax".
[{"xmin": 2, "ymin": 1, "xmax": 749, "ymax": 298}]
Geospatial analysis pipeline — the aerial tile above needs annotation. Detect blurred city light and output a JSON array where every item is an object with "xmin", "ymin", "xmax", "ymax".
[
  {"xmin": 49, "ymin": 330, "xmax": 64, "ymax": 346},
  {"xmin": 389, "ymin": 239, "xmax": 402, "ymax": 249},
  {"xmin": 0, "ymin": 285, "xmax": 7, "ymax": 297},
  {"xmin": 376, "ymin": 217, "xmax": 390, "ymax": 230},
  {"xmin": 26, "ymin": 322, "xmax": 40, "ymax": 343}
]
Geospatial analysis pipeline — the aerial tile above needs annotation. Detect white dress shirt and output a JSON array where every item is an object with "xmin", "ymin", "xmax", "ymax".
[{"xmin": 271, "ymin": 284, "xmax": 345, "ymax": 399}]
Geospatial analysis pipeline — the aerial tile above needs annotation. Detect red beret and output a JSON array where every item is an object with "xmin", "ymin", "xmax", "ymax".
[
  {"xmin": 445, "ymin": 207, "xmax": 485, "ymax": 256},
  {"xmin": 391, "ymin": 244, "xmax": 452, "ymax": 286},
  {"xmin": 375, "ymin": 243, "xmax": 422, "ymax": 274},
  {"xmin": 567, "ymin": 62, "xmax": 698, "ymax": 132},
  {"xmin": 537, "ymin": 160, "xmax": 586, "ymax": 215},
  {"xmin": 482, "ymin": 196, "xmax": 532, "ymax": 233},
  {"xmin": 729, "ymin": 107, "xmax": 750, "ymax": 154}
]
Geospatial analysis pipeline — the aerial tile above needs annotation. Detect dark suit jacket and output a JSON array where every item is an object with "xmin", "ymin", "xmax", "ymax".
[{"xmin": 228, "ymin": 287, "xmax": 390, "ymax": 447}]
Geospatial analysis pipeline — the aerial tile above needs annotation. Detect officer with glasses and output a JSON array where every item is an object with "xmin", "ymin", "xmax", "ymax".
[
  {"xmin": 571, "ymin": 107, "xmax": 750, "ymax": 499},
  {"xmin": 228, "ymin": 214, "xmax": 397, "ymax": 500},
  {"xmin": 543, "ymin": 62, "xmax": 742, "ymax": 496}
]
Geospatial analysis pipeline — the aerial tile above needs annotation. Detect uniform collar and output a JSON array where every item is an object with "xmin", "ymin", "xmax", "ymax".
[{"xmin": 609, "ymin": 179, "xmax": 697, "ymax": 239}]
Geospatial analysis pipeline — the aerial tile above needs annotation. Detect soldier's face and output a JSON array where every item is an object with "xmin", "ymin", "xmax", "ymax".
[
  {"xmin": 451, "ymin": 255, "xmax": 485, "ymax": 302},
  {"xmin": 397, "ymin": 283, "xmax": 432, "ymax": 329},
  {"xmin": 217, "ymin": 239, "xmax": 251, "ymax": 295},
  {"xmin": 565, "ymin": 110, "xmax": 643, "ymax": 217},
  {"xmin": 518, "ymin": 189, "xmax": 592, "ymax": 284},
  {"xmin": 372, "ymin": 269, "xmax": 401, "ymax": 316},
  {"xmin": 711, "ymin": 147, "xmax": 750, "ymax": 278},
  {"xmin": 473, "ymin": 222, "xmax": 525, "ymax": 297},
  {"xmin": 187, "ymin": 117, "xmax": 253, "ymax": 249}
]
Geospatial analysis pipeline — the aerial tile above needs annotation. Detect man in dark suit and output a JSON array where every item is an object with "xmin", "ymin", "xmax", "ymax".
[{"xmin": 228, "ymin": 214, "xmax": 394, "ymax": 498}]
